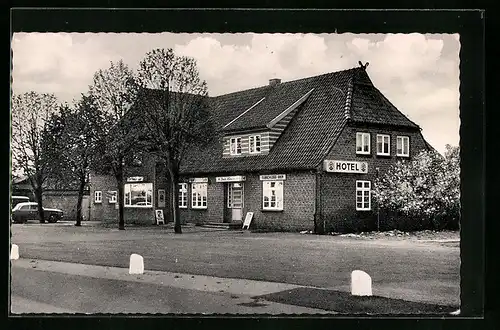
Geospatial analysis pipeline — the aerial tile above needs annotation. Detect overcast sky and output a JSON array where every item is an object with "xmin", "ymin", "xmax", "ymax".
[{"xmin": 11, "ymin": 32, "xmax": 460, "ymax": 154}]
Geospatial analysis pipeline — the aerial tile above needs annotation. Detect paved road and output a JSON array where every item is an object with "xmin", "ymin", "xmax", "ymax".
[
  {"xmin": 10, "ymin": 267, "xmax": 325, "ymax": 314},
  {"xmin": 10, "ymin": 222, "xmax": 460, "ymax": 306}
]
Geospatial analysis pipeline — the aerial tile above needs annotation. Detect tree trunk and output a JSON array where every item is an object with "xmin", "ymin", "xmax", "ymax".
[
  {"xmin": 116, "ymin": 163, "xmax": 125, "ymax": 230},
  {"xmin": 34, "ymin": 187, "xmax": 45, "ymax": 223},
  {"xmin": 75, "ymin": 177, "xmax": 86, "ymax": 227},
  {"xmin": 168, "ymin": 164, "xmax": 181, "ymax": 234}
]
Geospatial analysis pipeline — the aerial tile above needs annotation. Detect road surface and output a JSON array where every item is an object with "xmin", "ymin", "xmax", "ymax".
[{"xmin": 10, "ymin": 222, "xmax": 460, "ymax": 307}]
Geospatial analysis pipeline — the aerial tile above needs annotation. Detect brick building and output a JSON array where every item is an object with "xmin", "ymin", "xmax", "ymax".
[{"xmin": 89, "ymin": 65, "xmax": 434, "ymax": 232}]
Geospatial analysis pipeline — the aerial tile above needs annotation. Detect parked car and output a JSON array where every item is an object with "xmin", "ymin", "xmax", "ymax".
[
  {"xmin": 11, "ymin": 202, "xmax": 64, "ymax": 224},
  {"xmin": 11, "ymin": 196, "xmax": 30, "ymax": 210}
]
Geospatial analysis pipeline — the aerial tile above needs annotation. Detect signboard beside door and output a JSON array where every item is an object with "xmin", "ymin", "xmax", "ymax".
[
  {"xmin": 155, "ymin": 209, "xmax": 165, "ymax": 225},
  {"xmin": 242, "ymin": 212, "xmax": 254, "ymax": 230}
]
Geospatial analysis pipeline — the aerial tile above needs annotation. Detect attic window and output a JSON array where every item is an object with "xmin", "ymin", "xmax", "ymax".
[
  {"xmin": 230, "ymin": 137, "xmax": 242, "ymax": 155},
  {"xmin": 249, "ymin": 135, "xmax": 261, "ymax": 154}
]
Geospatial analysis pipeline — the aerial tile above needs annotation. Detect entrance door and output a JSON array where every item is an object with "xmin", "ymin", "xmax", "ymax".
[{"xmin": 227, "ymin": 182, "xmax": 244, "ymax": 221}]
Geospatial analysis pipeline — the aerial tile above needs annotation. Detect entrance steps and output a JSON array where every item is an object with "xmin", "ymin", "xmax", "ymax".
[{"xmin": 200, "ymin": 221, "xmax": 243, "ymax": 230}]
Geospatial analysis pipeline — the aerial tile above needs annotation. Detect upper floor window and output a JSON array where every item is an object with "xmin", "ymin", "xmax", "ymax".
[
  {"xmin": 356, "ymin": 132, "xmax": 370, "ymax": 155},
  {"xmin": 249, "ymin": 135, "xmax": 261, "ymax": 154},
  {"xmin": 230, "ymin": 137, "xmax": 242, "ymax": 155},
  {"xmin": 376, "ymin": 134, "xmax": 391, "ymax": 156},
  {"xmin": 397, "ymin": 136, "xmax": 410, "ymax": 157}
]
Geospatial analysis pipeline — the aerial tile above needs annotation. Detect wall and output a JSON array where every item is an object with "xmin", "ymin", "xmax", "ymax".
[
  {"xmin": 319, "ymin": 123, "xmax": 430, "ymax": 233},
  {"xmin": 89, "ymin": 155, "xmax": 157, "ymax": 225},
  {"xmin": 43, "ymin": 191, "xmax": 79, "ymax": 220},
  {"xmin": 178, "ymin": 172, "xmax": 316, "ymax": 231}
]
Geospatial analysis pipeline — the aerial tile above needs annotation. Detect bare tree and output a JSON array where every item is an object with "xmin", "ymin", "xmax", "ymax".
[
  {"xmin": 89, "ymin": 60, "xmax": 140, "ymax": 230},
  {"xmin": 11, "ymin": 92, "xmax": 58, "ymax": 223},
  {"xmin": 44, "ymin": 95, "xmax": 102, "ymax": 226},
  {"xmin": 137, "ymin": 48, "xmax": 213, "ymax": 234}
]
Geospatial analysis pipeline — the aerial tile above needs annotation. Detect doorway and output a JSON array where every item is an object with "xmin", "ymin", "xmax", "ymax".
[{"xmin": 226, "ymin": 182, "xmax": 244, "ymax": 222}]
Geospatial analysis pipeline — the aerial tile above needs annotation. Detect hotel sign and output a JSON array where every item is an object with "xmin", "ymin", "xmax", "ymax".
[
  {"xmin": 324, "ymin": 160, "xmax": 368, "ymax": 174},
  {"xmin": 127, "ymin": 176, "xmax": 144, "ymax": 182},
  {"xmin": 189, "ymin": 177, "xmax": 208, "ymax": 183},
  {"xmin": 216, "ymin": 175, "xmax": 246, "ymax": 182},
  {"xmin": 260, "ymin": 174, "xmax": 286, "ymax": 181}
]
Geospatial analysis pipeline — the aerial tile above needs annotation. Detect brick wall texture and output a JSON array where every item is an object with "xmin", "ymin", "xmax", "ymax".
[
  {"xmin": 178, "ymin": 172, "xmax": 316, "ymax": 231},
  {"xmin": 319, "ymin": 123, "xmax": 429, "ymax": 232},
  {"xmin": 43, "ymin": 191, "xmax": 90, "ymax": 221},
  {"xmin": 88, "ymin": 123, "xmax": 430, "ymax": 232}
]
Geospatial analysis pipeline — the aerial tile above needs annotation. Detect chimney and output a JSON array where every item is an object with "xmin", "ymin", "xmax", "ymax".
[{"xmin": 269, "ymin": 78, "xmax": 281, "ymax": 86}]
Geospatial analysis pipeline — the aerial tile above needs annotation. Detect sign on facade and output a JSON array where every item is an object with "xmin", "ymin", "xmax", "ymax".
[
  {"xmin": 259, "ymin": 174, "xmax": 286, "ymax": 181},
  {"xmin": 127, "ymin": 176, "xmax": 144, "ymax": 182},
  {"xmin": 242, "ymin": 212, "xmax": 254, "ymax": 230},
  {"xmin": 189, "ymin": 177, "xmax": 208, "ymax": 183},
  {"xmin": 216, "ymin": 176, "xmax": 246, "ymax": 182},
  {"xmin": 324, "ymin": 160, "xmax": 368, "ymax": 174},
  {"xmin": 158, "ymin": 189, "xmax": 166, "ymax": 208},
  {"xmin": 155, "ymin": 209, "xmax": 165, "ymax": 225}
]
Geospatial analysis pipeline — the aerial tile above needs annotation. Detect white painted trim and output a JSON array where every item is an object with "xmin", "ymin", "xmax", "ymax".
[
  {"xmin": 376, "ymin": 134, "xmax": 391, "ymax": 156},
  {"xmin": 223, "ymin": 97, "xmax": 266, "ymax": 129},
  {"xmin": 267, "ymin": 88, "xmax": 314, "ymax": 129}
]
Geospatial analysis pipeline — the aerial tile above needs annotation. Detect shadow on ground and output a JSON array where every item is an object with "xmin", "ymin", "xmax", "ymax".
[{"xmin": 255, "ymin": 287, "xmax": 459, "ymax": 315}]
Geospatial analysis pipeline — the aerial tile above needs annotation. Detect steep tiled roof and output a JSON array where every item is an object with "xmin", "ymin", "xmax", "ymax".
[
  {"xmin": 349, "ymin": 76, "xmax": 419, "ymax": 128},
  {"xmin": 179, "ymin": 66, "xmax": 422, "ymax": 175}
]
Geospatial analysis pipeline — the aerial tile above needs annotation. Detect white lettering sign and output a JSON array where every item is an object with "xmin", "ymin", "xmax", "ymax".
[
  {"xmin": 259, "ymin": 174, "xmax": 286, "ymax": 181},
  {"xmin": 127, "ymin": 176, "xmax": 144, "ymax": 182},
  {"xmin": 216, "ymin": 176, "xmax": 246, "ymax": 182},
  {"xmin": 189, "ymin": 177, "xmax": 208, "ymax": 183},
  {"xmin": 324, "ymin": 160, "xmax": 368, "ymax": 174}
]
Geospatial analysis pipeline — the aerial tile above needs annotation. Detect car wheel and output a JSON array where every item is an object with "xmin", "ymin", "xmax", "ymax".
[{"xmin": 48, "ymin": 215, "xmax": 56, "ymax": 223}]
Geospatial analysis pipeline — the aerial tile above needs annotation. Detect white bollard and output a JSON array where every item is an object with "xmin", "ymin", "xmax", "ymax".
[
  {"xmin": 10, "ymin": 244, "xmax": 19, "ymax": 260},
  {"xmin": 351, "ymin": 270, "xmax": 372, "ymax": 296},
  {"xmin": 129, "ymin": 254, "xmax": 144, "ymax": 274}
]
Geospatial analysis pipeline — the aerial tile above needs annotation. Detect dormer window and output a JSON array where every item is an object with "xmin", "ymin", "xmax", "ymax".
[
  {"xmin": 230, "ymin": 137, "xmax": 242, "ymax": 155},
  {"xmin": 249, "ymin": 135, "xmax": 261, "ymax": 154}
]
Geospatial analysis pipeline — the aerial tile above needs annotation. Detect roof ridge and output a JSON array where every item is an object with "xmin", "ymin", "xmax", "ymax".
[{"xmin": 210, "ymin": 66, "xmax": 363, "ymax": 98}]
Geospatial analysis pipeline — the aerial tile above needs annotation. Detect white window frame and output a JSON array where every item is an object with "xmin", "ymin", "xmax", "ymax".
[
  {"xmin": 396, "ymin": 136, "xmax": 410, "ymax": 157},
  {"xmin": 229, "ymin": 137, "xmax": 242, "ymax": 155},
  {"xmin": 356, "ymin": 180, "xmax": 371, "ymax": 211},
  {"xmin": 179, "ymin": 183, "xmax": 188, "ymax": 209},
  {"xmin": 376, "ymin": 134, "xmax": 391, "ymax": 156},
  {"xmin": 356, "ymin": 132, "xmax": 371, "ymax": 155},
  {"xmin": 249, "ymin": 134, "xmax": 262, "ymax": 154},
  {"xmin": 262, "ymin": 180, "xmax": 284, "ymax": 211},
  {"xmin": 124, "ymin": 183, "xmax": 153, "ymax": 208},
  {"xmin": 227, "ymin": 183, "xmax": 244, "ymax": 209},
  {"xmin": 191, "ymin": 183, "xmax": 208, "ymax": 209},
  {"xmin": 94, "ymin": 191, "xmax": 102, "ymax": 203},
  {"xmin": 108, "ymin": 191, "xmax": 117, "ymax": 204}
]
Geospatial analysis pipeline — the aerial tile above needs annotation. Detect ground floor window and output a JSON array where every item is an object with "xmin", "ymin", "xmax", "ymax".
[
  {"xmin": 178, "ymin": 183, "xmax": 188, "ymax": 208},
  {"xmin": 356, "ymin": 180, "xmax": 371, "ymax": 211},
  {"xmin": 108, "ymin": 191, "xmax": 117, "ymax": 204},
  {"xmin": 191, "ymin": 183, "xmax": 207, "ymax": 209},
  {"xmin": 124, "ymin": 183, "xmax": 153, "ymax": 208},
  {"xmin": 94, "ymin": 191, "xmax": 102, "ymax": 203},
  {"xmin": 262, "ymin": 181, "xmax": 283, "ymax": 210}
]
